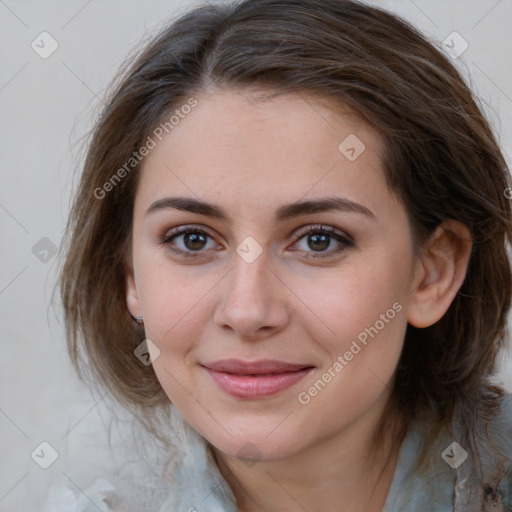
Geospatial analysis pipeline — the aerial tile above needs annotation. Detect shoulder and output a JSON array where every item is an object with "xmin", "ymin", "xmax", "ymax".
[
  {"xmin": 42, "ymin": 467, "xmax": 176, "ymax": 512},
  {"xmin": 43, "ymin": 477, "xmax": 118, "ymax": 512},
  {"xmin": 383, "ymin": 392, "xmax": 512, "ymax": 512},
  {"xmin": 489, "ymin": 393, "xmax": 512, "ymax": 509},
  {"xmin": 43, "ymin": 405, "xmax": 238, "ymax": 512},
  {"xmin": 489, "ymin": 392, "xmax": 512, "ymax": 454}
]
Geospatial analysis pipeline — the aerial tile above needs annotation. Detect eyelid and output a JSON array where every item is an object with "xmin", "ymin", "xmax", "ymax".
[
  {"xmin": 287, "ymin": 224, "xmax": 354, "ymax": 259},
  {"xmin": 161, "ymin": 224, "xmax": 217, "ymax": 242},
  {"xmin": 292, "ymin": 224, "xmax": 354, "ymax": 244}
]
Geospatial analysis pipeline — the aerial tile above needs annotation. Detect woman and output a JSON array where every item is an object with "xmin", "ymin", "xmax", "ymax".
[{"xmin": 48, "ymin": 0, "xmax": 512, "ymax": 510}]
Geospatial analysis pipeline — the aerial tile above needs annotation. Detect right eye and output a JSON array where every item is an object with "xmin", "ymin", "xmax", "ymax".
[{"xmin": 158, "ymin": 225, "xmax": 222, "ymax": 258}]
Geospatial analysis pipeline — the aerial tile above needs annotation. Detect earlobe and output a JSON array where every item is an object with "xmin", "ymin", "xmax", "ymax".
[{"xmin": 407, "ymin": 220, "xmax": 472, "ymax": 328}]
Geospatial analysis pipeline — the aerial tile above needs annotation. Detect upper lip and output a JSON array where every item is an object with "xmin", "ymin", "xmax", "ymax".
[{"xmin": 202, "ymin": 359, "xmax": 314, "ymax": 375}]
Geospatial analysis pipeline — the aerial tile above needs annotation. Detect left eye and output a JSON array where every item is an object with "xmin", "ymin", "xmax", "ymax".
[{"xmin": 290, "ymin": 225, "xmax": 354, "ymax": 258}]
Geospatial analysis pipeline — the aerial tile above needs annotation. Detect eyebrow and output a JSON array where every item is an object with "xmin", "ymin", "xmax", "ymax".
[{"xmin": 145, "ymin": 196, "xmax": 375, "ymax": 222}]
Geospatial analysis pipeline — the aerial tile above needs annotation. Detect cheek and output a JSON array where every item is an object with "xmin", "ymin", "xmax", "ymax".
[
  {"xmin": 299, "ymin": 271, "xmax": 407, "ymax": 424},
  {"xmin": 305, "ymin": 257, "xmax": 408, "ymax": 348},
  {"xmin": 134, "ymin": 253, "xmax": 211, "ymax": 352}
]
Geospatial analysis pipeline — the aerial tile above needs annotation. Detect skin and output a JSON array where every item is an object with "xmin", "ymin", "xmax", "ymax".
[{"xmin": 125, "ymin": 87, "xmax": 472, "ymax": 512}]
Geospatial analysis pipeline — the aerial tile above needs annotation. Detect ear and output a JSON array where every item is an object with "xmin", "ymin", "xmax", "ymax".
[
  {"xmin": 124, "ymin": 256, "xmax": 142, "ymax": 319},
  {"xmin": 407, "ymin": 220, "xmax": 472, "ymax": 328}
]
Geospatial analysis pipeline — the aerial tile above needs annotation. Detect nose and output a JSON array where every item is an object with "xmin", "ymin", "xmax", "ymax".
[{"xmin": 213, "ymin": 250, "xmax": 291, "ymax": 341}]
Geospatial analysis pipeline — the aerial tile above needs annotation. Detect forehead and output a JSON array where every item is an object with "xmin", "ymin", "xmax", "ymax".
[{"xmin": 135, "ymin": 88, "xmax": 393, "ymax": 220}]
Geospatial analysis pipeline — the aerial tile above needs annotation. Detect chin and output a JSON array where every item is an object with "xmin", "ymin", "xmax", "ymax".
[{"xmin": 202, "ymin": 422, "xmax": 307, "ymax": 463}]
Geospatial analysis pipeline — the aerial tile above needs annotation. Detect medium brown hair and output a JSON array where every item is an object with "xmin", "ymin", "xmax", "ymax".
[{"xmin": 59, "ymin": 1, "xmax": 512, "ymax": 509}]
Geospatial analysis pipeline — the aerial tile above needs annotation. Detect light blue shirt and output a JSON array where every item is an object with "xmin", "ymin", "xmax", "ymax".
[
  {"xmin": 382, "ymin": 393, "xmax": 512, "ymax": 511},
  {"xmin": 44, "ymin": 394, "xmax": 512, "ymax": 511}
]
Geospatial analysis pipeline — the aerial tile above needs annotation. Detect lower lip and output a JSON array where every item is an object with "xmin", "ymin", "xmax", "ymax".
[{"xmin": 204, "ymin": 367, "xmax": 313, "ymax": 399}]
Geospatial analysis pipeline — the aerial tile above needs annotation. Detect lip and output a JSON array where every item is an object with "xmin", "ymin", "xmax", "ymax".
[{"xmin": 202, "ymin": 359, "xmax": 314, "ymax": 399}]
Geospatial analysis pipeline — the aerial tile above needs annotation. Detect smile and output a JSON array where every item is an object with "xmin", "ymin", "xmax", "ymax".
[{"xmin": 202, "ymin": 359, "xmax": 314, "ymax": 399}]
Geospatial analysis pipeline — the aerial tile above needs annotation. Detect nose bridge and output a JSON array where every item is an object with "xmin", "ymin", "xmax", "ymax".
[
  {"xmin": 214, "ymin": 245, "xmax": 288, "ymax": 336},
  {"xmin": 231, "ymin": 247, "xmax": 270, "ymax": 299}
]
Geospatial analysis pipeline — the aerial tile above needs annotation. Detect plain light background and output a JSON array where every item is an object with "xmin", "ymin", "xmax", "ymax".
[{"xmin": 1, "ymin": 0, "xmax": 512, "ymax": 510}]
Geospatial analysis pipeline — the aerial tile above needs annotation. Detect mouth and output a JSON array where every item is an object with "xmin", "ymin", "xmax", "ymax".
[{"xmin": 201, "ymin": 359, "xmax": 315, "ymax": 399}]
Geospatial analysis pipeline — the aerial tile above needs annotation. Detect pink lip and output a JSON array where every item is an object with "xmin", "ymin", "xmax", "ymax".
[{"xmin": 202, "ymin": 359, "xmax": 314, "ymax": 399}]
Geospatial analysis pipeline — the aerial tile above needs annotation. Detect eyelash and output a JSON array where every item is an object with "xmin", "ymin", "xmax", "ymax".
[{"xmin": 158, "ymin": 224, "xmax": 354, "ymax": 260}]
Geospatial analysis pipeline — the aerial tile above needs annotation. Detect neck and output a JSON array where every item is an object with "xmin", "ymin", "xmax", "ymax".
[{"xmin": 211, "ymin": 399, "xmax": 405, "ymax": 512}]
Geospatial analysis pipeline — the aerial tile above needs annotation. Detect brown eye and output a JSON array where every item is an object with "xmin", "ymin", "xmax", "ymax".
[
  {"xmin": 307, "ymin": 232, "xmax": 331, "ymax": 252},
  {"xmin": 291, "ymin": 225, "xmax": 354, "ymax": 259},
  {"xmin": 182, "ymin": 231, "xmax": 208, "ymax": 251},
  {"xmin": 159, "ymin": 226, "xmax": 220, "ymax": 258}
]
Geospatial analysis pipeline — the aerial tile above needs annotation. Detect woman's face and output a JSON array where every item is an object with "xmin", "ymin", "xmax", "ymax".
[{"xmin": 126, "ymin": 88, "xmax": 422, "ymax": 461}]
